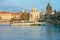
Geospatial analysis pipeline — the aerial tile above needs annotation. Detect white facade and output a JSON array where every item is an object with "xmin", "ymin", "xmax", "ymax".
[
  {"xmin": 29, "ymin": 12, "xmax": 40, "ymax": 22},
  {"xmin": 29, "ymin": 8, "xmax": 40, "ymax": 22}
]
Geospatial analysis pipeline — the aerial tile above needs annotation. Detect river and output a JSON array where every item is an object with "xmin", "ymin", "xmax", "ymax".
[{"xmin": 0, "ymin": 23, "xmax": 60, "ymax": 40}]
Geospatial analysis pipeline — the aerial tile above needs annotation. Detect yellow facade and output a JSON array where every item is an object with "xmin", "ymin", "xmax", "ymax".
[{"xmin": 0, "ymin": 14, "xmax": 13, "ymax": 20}]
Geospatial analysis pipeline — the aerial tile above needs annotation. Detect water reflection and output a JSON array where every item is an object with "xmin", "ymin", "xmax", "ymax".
[
  {"xmin": 0, "ymin": 24, "xmax": 60, "ymax": 40},
  {"xmin": 46, "ymin": 24, "xmax": 60, "ymax": 40}
]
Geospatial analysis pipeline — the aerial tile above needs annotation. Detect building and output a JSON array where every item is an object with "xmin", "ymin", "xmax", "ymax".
[
  {"xmin": 29, "ymin": 8, "xmax": 40, "ymax": 22},
  {"xmin": 18, "ymin": 11, "xmax": 29, "ymax": 21},
  {"xmin": 11, "ymin": 12, "xmax": 19, "ymax": 19},
  {"xmin": 45, "ymin": 3, "xmax": 53, "ymax": 22},
  {"xmin": 0, "ymin": 12, "xmax": 13, "ymax": 20},
  {"xmin": 46, "ymin": 3, "xmax": 52, "ymax": 15},
  {"xmin": 18, "ymin": 11, "xmax": 24, "ymax": 20},
  {"xmin": 39, "ymin": 11, "xmax": 45, "ymax": 21}
]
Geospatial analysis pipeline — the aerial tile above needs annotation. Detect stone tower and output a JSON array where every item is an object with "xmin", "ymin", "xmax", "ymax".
[{"xmin": 46, "ymin": 3, "xmax": 52, "ymax": 15}]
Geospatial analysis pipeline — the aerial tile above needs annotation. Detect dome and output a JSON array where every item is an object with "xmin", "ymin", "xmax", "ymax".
[{"xmin": 32, "ymin": 7, "xmax": 38, "ymax": 12}]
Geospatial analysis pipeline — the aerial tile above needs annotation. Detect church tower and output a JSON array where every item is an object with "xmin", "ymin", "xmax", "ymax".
[{"xmin": 46, "ymin": 3, "xmax": 52, "ymax": 15}]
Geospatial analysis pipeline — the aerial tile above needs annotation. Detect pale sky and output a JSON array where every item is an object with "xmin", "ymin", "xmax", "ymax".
[{"xmin": 0, "ymin": 0, "xmax": 60, "ymax": 12}]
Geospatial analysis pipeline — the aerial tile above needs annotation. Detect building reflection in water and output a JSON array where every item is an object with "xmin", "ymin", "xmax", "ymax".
[
  {"xmin": 46, "ymin": 23, "xmax": 60, "ymax": 40},
  {"xmin": 46, "ymin": 24, "xmax": 52, "ymax": 40}
]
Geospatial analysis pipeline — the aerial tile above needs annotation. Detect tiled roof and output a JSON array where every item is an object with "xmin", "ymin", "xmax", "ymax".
[{"xmin": 0, "ymin": 12, "xmax": 8, "ymax": 14}]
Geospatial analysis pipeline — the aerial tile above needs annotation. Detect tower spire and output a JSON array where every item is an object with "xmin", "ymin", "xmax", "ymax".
[{"xmin": 46, "ymin": 3, "xmax": 52, "ymax": 15}]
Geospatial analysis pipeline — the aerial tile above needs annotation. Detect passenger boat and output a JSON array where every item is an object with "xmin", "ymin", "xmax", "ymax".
[{"xmin": 10, "ymin": 21, "xmax": 46, "ymax": 26}]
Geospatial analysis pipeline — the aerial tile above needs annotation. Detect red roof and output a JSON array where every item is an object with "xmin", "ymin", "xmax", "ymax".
[{"xmin": 0, "ymin": 12, "xmax": 9, "ymax": 14}]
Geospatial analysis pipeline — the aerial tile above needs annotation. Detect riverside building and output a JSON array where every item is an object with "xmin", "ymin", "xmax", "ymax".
[{"xmin": 29, "ymin": 8, "xmax": 40, "ymax": 22}]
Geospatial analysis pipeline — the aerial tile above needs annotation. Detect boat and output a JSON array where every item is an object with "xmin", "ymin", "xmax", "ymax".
[{"xmin": 10, "ymin": 21, "xmax": 46, "ymax": 26}]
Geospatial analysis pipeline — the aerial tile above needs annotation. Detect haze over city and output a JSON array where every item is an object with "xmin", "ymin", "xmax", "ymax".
[{"xmin": 0, "ymin": 0, "xmax": 60, "ymax": 12}]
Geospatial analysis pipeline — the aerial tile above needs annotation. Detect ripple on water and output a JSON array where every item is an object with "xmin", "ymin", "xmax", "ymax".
[{"xmin": 0, "ymin": 24, "xmax": 60, "ymax": 40}]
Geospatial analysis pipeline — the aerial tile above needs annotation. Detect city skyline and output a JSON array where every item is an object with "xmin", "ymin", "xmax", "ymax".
[{"xmin": 0, "ymin": 0, "xmax": 60, "ymax": 12}]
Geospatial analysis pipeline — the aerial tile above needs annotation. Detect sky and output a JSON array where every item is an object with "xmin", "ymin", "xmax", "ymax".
[{"xmin": 0, "ymin": 0, "xmax": 60, "ymax": 12}]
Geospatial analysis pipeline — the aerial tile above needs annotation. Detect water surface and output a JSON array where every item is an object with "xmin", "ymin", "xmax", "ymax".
[{"xmin": 0, "ymin": 23, "xmax": 60, "ymax": 40}]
